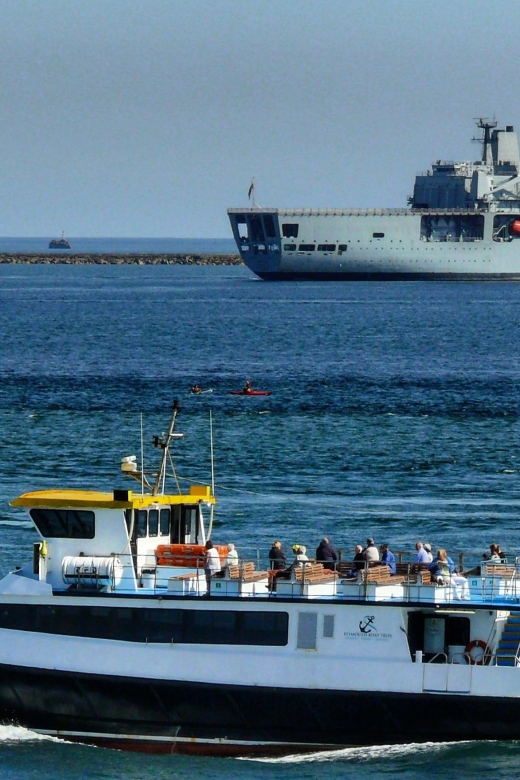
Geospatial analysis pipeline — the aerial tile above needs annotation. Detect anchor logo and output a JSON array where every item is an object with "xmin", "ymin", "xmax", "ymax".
[{"xmin": 359, "ymin": 615, "xmax": 377, "ymax": 633}]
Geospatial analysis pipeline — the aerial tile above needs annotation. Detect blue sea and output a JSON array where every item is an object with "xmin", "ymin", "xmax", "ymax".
[{"xmin": 1, "ymin": 263, "xmax": 520, "ymax": 778}]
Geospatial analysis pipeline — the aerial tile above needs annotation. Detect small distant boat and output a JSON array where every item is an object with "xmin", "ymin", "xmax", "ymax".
[
  {"xmin": 49, "ymin": 231, "xmax": 71, "ymax": 250},
  {"xmin": 231, "ymin": 389, "xmax": 271, "ymax": 396}
]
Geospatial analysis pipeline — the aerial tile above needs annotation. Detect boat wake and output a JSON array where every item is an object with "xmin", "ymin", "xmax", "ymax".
[
  {"xmin": 240, "ymin": 740, "xmax": 477, "ymax": 763},
  {"xmin": 0, "ymin": 725, "xmax": 64, "ymax": 744}
]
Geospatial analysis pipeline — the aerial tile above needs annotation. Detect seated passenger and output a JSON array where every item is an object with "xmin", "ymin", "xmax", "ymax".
[
  {"xmin": 428, "ymin": 548, "xmax": 454, "ymax": 585},
  {"xmin": 315, "ymin": 537, "xmax": 339, "ymax": 570},
  {"xmin": 380, "ymin": 543, "xmax": 396, "ymax": 575},
  {"xmin": 269, "ymin": 540, "xmax": 287, "ymax": 571},
  {"xmin": 362, "ymin": 537, "xmax": 379, "ymax": 565},
  {"xmin": 345, "ymin": 545, "xmax": 364, "ymax": 578},
  {"xmin": 270, "ymin": 545, "xmax": 309, "ymax": 591},
  {"xmin": 414, "ymin": 541, "xmax": 430, "ymax": 564},
  {"xmin": 488, "ymin": 543, "xmax": 502, "ymax": 563},
  {"xmin": 225, "ymin": 543, "xmax": 239, "ymax": 568}
]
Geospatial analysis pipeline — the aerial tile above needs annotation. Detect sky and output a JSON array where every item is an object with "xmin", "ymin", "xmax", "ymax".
[{"xmin": 0, "ymin": 0, "xmax": 519, "ymax": 238}]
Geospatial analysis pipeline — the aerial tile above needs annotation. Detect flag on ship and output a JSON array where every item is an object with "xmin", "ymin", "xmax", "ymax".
[{"xmin": 248, "ymin": 179, "xmax": 255, "ymax": 200}]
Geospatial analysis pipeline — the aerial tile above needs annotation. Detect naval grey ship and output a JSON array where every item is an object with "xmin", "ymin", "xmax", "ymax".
[{"xmin": 228, "ymin": 119, "xmax": 520, "ymax": 280}]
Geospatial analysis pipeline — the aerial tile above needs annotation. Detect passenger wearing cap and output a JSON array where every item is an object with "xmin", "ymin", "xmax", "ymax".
[
  {"xmin": 362, "ymin": 537, "xmax": 379, "ymax": 564},
  {"xmin": 269, "ymin": 544, "xmax": 309, "ymax": 592},
  {"xmin": 423, "ymin": 543, "xmax": 433, "ymax": 563},
  {"xmin": 294, "ymin": 545, "xmax": 310, "ymax": 568}
]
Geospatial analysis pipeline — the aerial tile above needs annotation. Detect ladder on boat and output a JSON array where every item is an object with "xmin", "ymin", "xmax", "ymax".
[{"xmin": 496, "ymin": 611, "xmax": 520, "ymax": 667}]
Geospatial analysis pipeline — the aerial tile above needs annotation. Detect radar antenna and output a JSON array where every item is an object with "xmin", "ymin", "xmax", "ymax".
[{"xmin": 472, "ymin": 117, "xmax": 497, "ymax": 164}]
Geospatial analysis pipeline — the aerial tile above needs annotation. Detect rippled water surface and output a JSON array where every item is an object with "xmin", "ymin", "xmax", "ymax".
[{"xmin": 2, "ymin": 264, "xmax": 520, "ymax": 776}]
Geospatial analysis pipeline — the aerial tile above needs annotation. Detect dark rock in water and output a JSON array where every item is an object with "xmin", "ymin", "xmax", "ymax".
[
  {"xmin": 0, "ymin": 253, "xmax": 243, "ymax": 265},
  {"xmin": 48, "ymin": 239, "xmax": 71, "ymax": 249}
]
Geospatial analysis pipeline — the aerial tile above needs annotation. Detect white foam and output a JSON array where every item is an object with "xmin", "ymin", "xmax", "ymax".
[
  {"xmin": 240, "ymin": 740, "xmax": 475, "ymax": 763},
  {"xmin": 0, "ymin": 725, "xmax": 59, "ymax": 744}
]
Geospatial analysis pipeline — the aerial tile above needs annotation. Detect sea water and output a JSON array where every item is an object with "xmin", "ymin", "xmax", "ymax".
[
  {"xmin": 0, "ymin": 237, "xmax": 236, "ymax": 254},
  {"xmin": 1, "ymin": 263, "xmax": 520, "ymax": 777}
]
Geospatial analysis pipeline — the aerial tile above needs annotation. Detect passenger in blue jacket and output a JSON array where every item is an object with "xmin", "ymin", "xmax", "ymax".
[
  {"xmin": 380, "ymin": 543, "xmax": 396, "ymax": 574},
  {"xmin": 315, "ymin": 538, "xmax": 339, "ymax": 571},
  {"xmin": 428, "ymin": 548, "xmax": 455, "ymax": 584}
]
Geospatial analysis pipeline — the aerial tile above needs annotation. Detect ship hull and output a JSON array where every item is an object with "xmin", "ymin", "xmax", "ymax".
[
  {"xmin": 3, "ymin": 663, "xmax": 520, "ymax": 755},
  {"xmin": 228, "ymin": 208, "xmax": 520, "ymax": 281},
  {"xmin": 256, "ymin": 271, "xmax": 520, "ymax": 281}
]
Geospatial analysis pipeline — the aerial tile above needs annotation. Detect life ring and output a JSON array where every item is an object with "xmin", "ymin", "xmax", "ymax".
[{"xmin": 465, "ymin": 639, "xmax": 490, "ymax": 665}]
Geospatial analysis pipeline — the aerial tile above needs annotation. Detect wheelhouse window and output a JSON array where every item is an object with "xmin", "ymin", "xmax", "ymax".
[
  {"xmin": 160, "ymin": 508, "xmax": 170, "ymax": 536},
  {"xmin": 282, "ymin": 223, "xmax": 299, "ymax": 238},
  {"xmin": 136, "ymin": 510, "xmax": 147, "ymax": 538},
  {"xmin": 30, "ymin": 509, "xmax": 95, "ymax": 539},
  {"xmin": 148, "ymin": 509, "xmax": 159, "ymax": 537},
  {"xmin": 373, "ymin": 232, "xmax": 385, "ymax": 238}
]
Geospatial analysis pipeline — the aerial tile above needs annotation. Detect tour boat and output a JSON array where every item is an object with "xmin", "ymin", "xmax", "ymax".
[{"xmin": 3, "ymin": 402, "xmax": 520, "ymax": 755}]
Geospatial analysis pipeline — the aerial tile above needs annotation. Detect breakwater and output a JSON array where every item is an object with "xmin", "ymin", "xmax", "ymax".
[{"xmin": 0, "ymin": 253, "xmax": 243, "ymax": 265}]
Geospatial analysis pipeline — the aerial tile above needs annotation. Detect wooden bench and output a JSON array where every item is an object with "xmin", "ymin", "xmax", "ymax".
[
  {"xmin": 358, "ymin": 565, "xmax": 406, "ymax": 585},
  {"xmin": 292, "ymin": 563, "xmax": 339, "ymax": 583},
  {"xmin": 484, "ymin": 564, "xmax": 518, "ymax": 578},
  {"xmin": 225, "ymin": 561, "xmax": 269, "ymax": 582},
  {"xmin": 395, "ymin": 563, "xmax": 432, "ymax": 584}
]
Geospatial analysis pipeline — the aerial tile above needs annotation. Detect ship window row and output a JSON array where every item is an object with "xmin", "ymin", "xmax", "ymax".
[
  {"xmin": 0, "ymin": 604, "xmax": 289, "ymax": 646},
  {"xmin": 30, "ymin": 509, "xmax": 95, "ymax": 539},
  {"xmin": 130, "ymin": 506, "xmax": 199, "ymax": 544},
  {"xmin": 283, "ymin": 244, "xmax": 348, "ymax": 252}
]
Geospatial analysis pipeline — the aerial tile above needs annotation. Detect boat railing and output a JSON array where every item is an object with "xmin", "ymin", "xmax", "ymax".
[{"xmin": 61, "ymin": 550, "xmax": 520, "ymax": 605}]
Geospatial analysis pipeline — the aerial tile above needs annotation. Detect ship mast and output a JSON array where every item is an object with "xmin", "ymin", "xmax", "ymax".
[{"xmin": 474, "ymin": 118, "xmax": 497, "ymax": 165}]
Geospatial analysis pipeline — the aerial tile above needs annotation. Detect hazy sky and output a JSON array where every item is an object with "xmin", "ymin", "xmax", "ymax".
[{"xmin": 1, "ymin": 0, "xmax": 518, "ymax": 237}]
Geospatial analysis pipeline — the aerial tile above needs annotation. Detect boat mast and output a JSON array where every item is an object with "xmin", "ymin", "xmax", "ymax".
[{"xmin": 152, "ymin": 400, "xmax": 180, "ymax": 496}]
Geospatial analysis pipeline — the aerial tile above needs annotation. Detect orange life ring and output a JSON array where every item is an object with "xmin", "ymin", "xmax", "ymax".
[{"xmin": 465, "ymin": 639, "xmax": 490, "ymax": 665}]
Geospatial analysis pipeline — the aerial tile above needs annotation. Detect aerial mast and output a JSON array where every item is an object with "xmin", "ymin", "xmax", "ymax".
[{"xmin": 474, "ymin": 118, "xmax": 497, "ymax": 164}]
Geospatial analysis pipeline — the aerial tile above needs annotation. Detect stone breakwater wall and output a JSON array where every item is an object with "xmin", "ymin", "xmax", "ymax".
[{"xmin": 0, "ymin": 253, "xmax": 243, "ymax": 266}]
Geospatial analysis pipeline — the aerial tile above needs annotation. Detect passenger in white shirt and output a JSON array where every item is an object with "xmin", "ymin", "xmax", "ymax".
[
  {"xmin": 415, "ymin": 541, "xmax": 430, "ymax": 564},
  {"xmin": 204, "ymin": 541, "xmax": 221, "ymax": 595},
  {"xmin": 225, "ymin": 543, "xmax": 239, "ymax": 568}
]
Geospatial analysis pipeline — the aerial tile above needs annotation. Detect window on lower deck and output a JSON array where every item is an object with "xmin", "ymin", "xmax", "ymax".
[
  {"xmin": 0, "ymin": 605, "xmax": 289, "ymax": 647},
  {"xmin": 317, "ymin": 244, "xmax": 336, "ymax": 251},
  {"xmin": 298, "ymin": 244, "xmax": 315, "ymax": 252}
]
